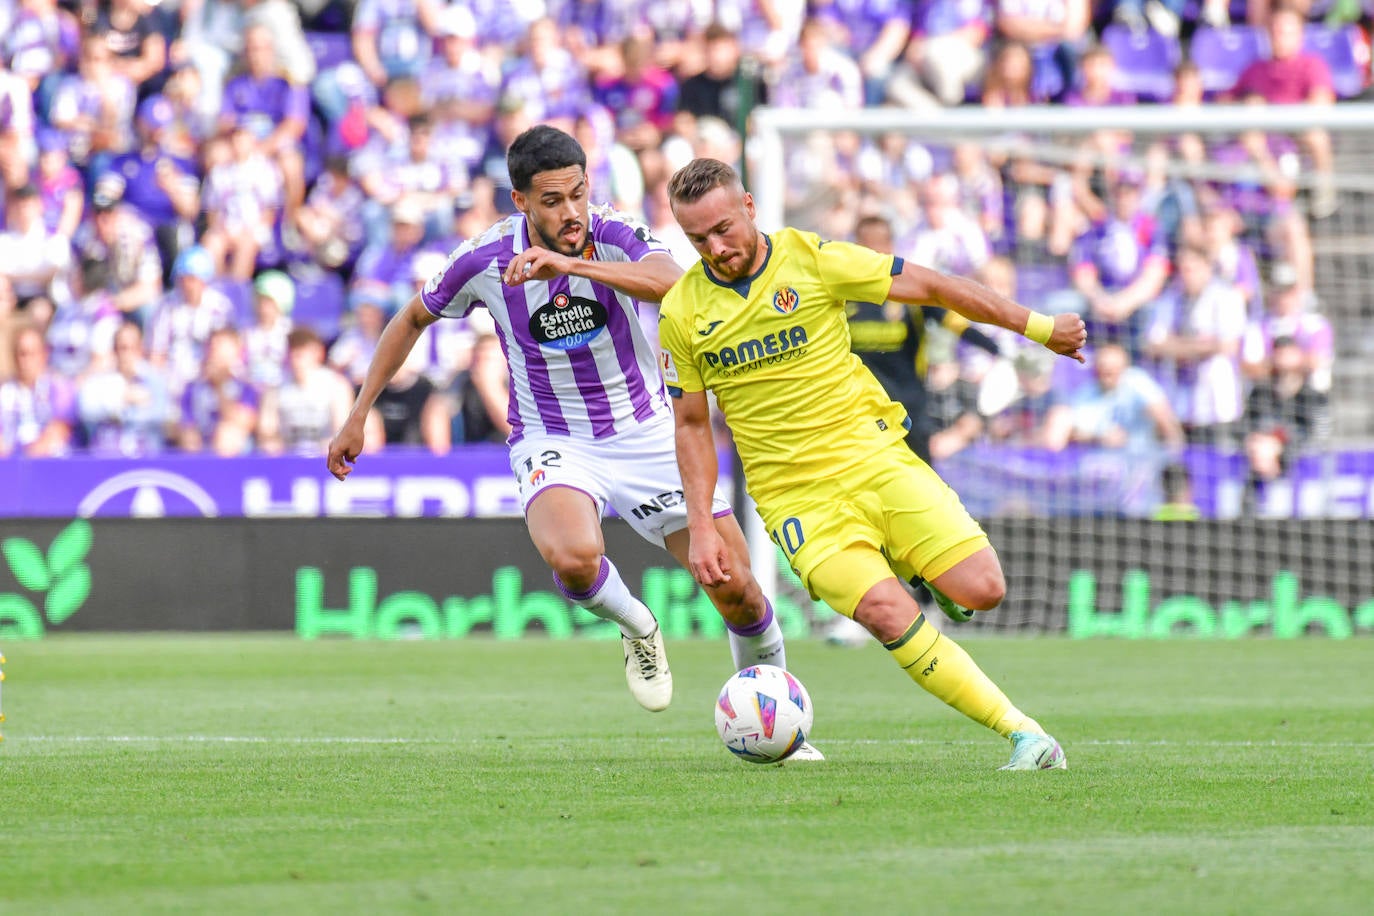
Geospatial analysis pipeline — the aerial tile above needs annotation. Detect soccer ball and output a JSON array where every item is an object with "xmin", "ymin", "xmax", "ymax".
[{"xmin": 714, "ymin": 665, "xmax": 814, "ymax": 763}]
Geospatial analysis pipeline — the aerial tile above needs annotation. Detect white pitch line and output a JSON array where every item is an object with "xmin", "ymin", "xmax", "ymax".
[{"xmin": 9, "ymin": 736, "xmax": 1374, "ymax": 749}]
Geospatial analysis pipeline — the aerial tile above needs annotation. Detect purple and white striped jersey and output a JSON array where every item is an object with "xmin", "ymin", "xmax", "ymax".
[{"xmin": 420, "ymin": 206, "xmax": 673, "ymax": 445}]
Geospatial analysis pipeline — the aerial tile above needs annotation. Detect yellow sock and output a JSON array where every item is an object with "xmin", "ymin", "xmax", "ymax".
[{"xmin": 884, "ymin": 615, "xmax": 1043, "ymax": 738}]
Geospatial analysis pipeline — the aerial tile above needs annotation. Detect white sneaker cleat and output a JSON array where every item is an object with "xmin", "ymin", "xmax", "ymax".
[
  {"xmin": 622, "ymin": 626, "xmax": 672, "ymax": 712},
  {"xmin": 998, "ymin": 730, "xmax": 1068, "ymax": 771},
  {"xmin": 782, "ymin": 741, "xmax": 826, "ymax": 763}
]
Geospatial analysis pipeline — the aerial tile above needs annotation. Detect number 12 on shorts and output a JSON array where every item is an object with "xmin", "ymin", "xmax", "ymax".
[{"xmin": 769, "ymin": 517, "xmax": 805, "ymax": 557}]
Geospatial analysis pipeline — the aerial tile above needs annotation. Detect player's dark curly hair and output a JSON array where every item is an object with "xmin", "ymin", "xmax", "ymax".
[
  {"xmin": 667, "ymin": 158, "xmax": 742, "ymax": 205},
  {"xmin": 506, "ymin": 126, "xmax": 587, "ymax": 192}
]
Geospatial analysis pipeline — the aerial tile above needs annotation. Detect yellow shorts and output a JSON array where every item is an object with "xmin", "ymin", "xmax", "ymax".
[{"xmin": 758, "ymin": 441, "xmax": 989, "ymax": 617}]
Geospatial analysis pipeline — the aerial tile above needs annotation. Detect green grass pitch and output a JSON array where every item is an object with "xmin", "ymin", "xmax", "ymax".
[{"xmin": 2, "ymin": 635, "xmax": 1372, "ymax": 914}]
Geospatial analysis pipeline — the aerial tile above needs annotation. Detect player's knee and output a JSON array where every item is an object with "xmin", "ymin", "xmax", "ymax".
[
  {"xmin": 963, "ymin": 568, "xmax": 1006, "ymax": 611},
  {"xmin": 706, "ymin": 575, "xmax": 766, "ymax": 628},
  {"xmin": 853, "ymin": 586, "xmax": 920, "ymax": 644},
  {"xmin": 547, "ymin": 546, "xmax": 604, "ymax": 594}
]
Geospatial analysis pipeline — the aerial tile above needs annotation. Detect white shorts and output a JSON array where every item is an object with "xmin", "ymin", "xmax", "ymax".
[{"xmin": 509, "ymin": 414, "xmax": 733, "ymax": 548}]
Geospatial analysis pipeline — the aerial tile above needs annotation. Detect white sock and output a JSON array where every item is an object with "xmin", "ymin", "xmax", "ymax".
[
  {"xmin": 554, "ymin": 557, "xmax": 657, "ymax": 638},
  {"xmin": 726, "ymin": 601, "xmax": 787, "ymax": 670}
]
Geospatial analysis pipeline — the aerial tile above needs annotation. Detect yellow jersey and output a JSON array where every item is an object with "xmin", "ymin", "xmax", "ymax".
[{"xmin": 659, "ymin": 228, "xmax": 910, "ymax": 504}]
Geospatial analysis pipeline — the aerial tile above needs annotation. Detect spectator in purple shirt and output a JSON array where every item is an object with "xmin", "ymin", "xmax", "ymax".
[
  {"xmin": 1201, "ymin": 203, "xmax": 1262, "ymax": 318},
  {"xmin": 353, "ymin": 197, "xmax": 427, "ymax": 315},
  {"xmin": 77, "ymin": 319, "xmax": 172, "ymax": 456},
  {"xmin": 0, "ymin": 66, "xmax": 35, "ymax": 192},
  {"xmin": 770, "ymin": 17, "xmax": 865, "ymax": 111},
  {"xmin": 220, "ymin": 24, "xmax": 309, "ymax": 214},
  {"xmin": 500, "ymin": 17, "xmax": 593, "ymax": 123},
  {"xmin": 594, "ymin": 32, "xmax": 679, "ymax": 153},
  {"xmin": 1241, "ymin": 262, "xmax": 1333, "ymax": 394},
  {"xmin": 201, "ymin": 122, "xmax": 286, "ymax": 281},
  {"xmin": 812, "ymin": 0, "xmax": 913, "ymax": 104},
  {"xmin": 891, "ymin": 0, "xmax": 989, "ymax": 108},
  {"xmin": 176, "ymin": 325, "xmax": 259, "ymax": 455},
  {"xmin": 147, "ymin": 245, "xmax": 236, "ymax": 396},
  {"xmin": 4, "ymin": 0, "xmax": 81, "ymax": 98},
  {"xmin": 46, "ymin": 31, "xmax": 136, "ymax": 174},
  {"xmin": 0, "ymin": 323, "xmax": 75, "ymax": 457},
  {"xmin": 107, "ymin": 97, "xmax": 201, "ymax": 269},
  {"xmin": 1070, "ymin": 170, "xmax": 1171, "ymax": 359},
  {"xmin": 422, "ymin": 5, "xmax": 500, "ymax": 130},
  {"xmin": 293, "ymin": 155, "xmax": 367, "ymax": 271},
  {"xmin": 352, "ymin": 0, "xmax": 442, "ymax": 89}
]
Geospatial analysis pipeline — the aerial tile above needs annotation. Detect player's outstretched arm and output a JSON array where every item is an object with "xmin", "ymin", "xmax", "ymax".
[
  {"xmin": 326, "ymin": 294, "xmax": 439, "ymax": 480},
  {"xmin": 671, "ymin": 388, "xmax": 733, "ymax": 587},
  {"xmin": 888, "ymin": 261, "xmax": 1087, "ymax": 363},
  {"xmin": 504, "ymin": 250, "xmax": 684, "ymax": 303}
]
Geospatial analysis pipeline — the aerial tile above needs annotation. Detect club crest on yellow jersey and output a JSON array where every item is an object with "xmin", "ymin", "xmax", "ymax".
[{"xmin": 772, "ymin": 286, "xmax": 800, "ymax": 314}]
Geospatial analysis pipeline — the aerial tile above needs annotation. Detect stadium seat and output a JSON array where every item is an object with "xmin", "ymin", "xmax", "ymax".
[
  {"xmin": 1190, "ymin": 25, "xmax": 1268, "ymax": 94},
  {"xmin": 1102, "ymin": 24, "xmax": 1182, "ymax": 102},
  {"xmin": 305, "ymin": 31, "xmax": 354, "ymax": 70},
  {"xmin": 289, "ymin": 267, "xmax": 347, "ymax": 343},
  {"xmin": 1303, "ymin": 24, "xmax": 1370, "ymax": 99}
]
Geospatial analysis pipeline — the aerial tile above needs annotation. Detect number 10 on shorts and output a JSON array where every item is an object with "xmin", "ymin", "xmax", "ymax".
[{"xmin": 769, "ymin": 517, "xmax": 805, "ymax": 557}]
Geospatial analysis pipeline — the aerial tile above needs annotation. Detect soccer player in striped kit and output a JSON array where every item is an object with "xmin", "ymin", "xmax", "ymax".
[{"xmin": 328, "ymin": 127, "xmax": 818, "ymax": 754}]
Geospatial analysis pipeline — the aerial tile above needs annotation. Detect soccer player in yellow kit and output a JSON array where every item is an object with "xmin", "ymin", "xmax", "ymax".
[{"xmin": 659, "ymin": 159, "xmax": 1087, "ymax": 769}]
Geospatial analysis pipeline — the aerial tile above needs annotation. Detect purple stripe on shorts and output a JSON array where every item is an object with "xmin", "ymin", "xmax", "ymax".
[
  {"xmin": 504, "ymin": 277, "xmax": 569, "ymax": 437},
  {"xmin": 554, "ymin": 555, "xmax": 611, "ymax": 601},
  {"xmin": 726, "ymin": 600, "xmax": 775, "ymax": 637},
  {"xmin": 595, "ymin": 282, "xmax": 657, "ymax": 424}
]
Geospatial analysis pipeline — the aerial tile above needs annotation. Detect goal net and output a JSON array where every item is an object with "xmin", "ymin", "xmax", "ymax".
[{"xmin": 746, "ymin": 103, "xmax": 1374, "ymax": 635}]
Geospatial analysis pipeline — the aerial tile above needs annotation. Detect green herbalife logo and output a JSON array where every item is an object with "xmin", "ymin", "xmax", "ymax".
[{"xmin": 0, "ymin": 520, "xmax": 93, "ymax": 638}]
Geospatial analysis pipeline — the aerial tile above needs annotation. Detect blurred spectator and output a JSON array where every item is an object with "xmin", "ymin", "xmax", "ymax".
[
  {"xmin": 1201, "ymin": 202, "xmax": 1262, "ymax": 318},
  {"xmin": 47, "ymin": 31, "xmax": 136, "ymax": 172},
  {"xmin": 1043, "ymin": 341, "xmax": 1183, "ymax": 454},
  {"xmin": 1241, "ymin": 263, "xmax": 1333, "ymax": 392},
  {"xmin": 45, "ymin": 256, "xmax": 121, "ymax": 381},
  {"xmin": 292, "ymin": 155, "xmax": 367, "ymax": 271},
  {"xmin": 4, "ymin": 0, "xmax": 81, "ymax": 97},
  {"xmin": 1112, "ymin": 0, "xmax": 1185, "ymax": 37},
  {"xmin": 0, "ymin": 323, "xmax": 75, "ymax": 457},
  {"xmin": 595, "ymin": 33, "xmax": 678, "ymax": 152},
  {"xmin": 500, "ymin": 17, "xmax": 592, "ymax": 123},
  {"xmin": 994, "ymin": 0, "xmax": 1092, "ymax": 103},
  {"xmin": 1064, "ymin": 42, "xmax": 1134, "ymax": 107},
  {"xmin": 810, "ymin": 0, "xmax": 913, "ymax": 105},
  {"xmin": 573, "ymin": 105, "xmax": 644, "ymax": 214},
  {"xmin": 329, "ymin": 284, "xmax": 389, "ymax": 387},
  {"xmin": 1069, "ymin": 169, "xmax": 1170, "ymax": 360},
  {"xmin": 1153, "ymin": 461, "xmax": 1200, "ymax": 521},
  {"xmin": 1243, "ymin": 335, "xmax": 1329, "ymax": 507},
  {"xmin": 33, "ymin": 129, "xmax": 83, "ymax": 240},
  {"xmin": 243, "ymin": 270, "xmax": 294, "ymax": 390},
  {"xmin": 713, "ymin": 0, "xmax": 806, "ymax": 69},
  {"xmin": 352, "ymin": 0, "xmax": 442, "ymax": 89},
  {"xmin": 951, "ymin": 142, "xmax": 1005, "ymax": 251},
  {"xmin": 176, "ymin": 325, "xmax": 258, "ymax": 456},
  {"xmin": 853, "ymin": 132, "xmax": 931, "ymax": 231},
  {"xmin": 890, "ymin": 0, "xmax": 988, "ymax": 109},
  {"xmin": 73, "ymin": 179, "xmax": 163, "ymax": 321},
  {"xmin": 354, "ymin": 197, "xmax": 428, "ymax": 314},
  {"xmin": 477, "ymin": 94, "xmax": 534, "ymax": 213},
  {"xmin": 147, "ymin": 245, "xmax": 235, "ymax": 396},
  {"xmin": 200, "ymin": 122, "xmax": 286, "ymax": 281},
  {"xmin": 1138, "ymin": 140, "xmax": 1201, "ymax": 257},
  {"xmin": 1230, "ymin": 3, "xmax": 1337, "ymax": 217},
  {"xmin": 220, "ymin": 23, "xmax": 309, "ymax": 214},
  {"xmin": 1144, "ymin": 244, "xmax": 1248, "ymax": 445},
  {"xmin": 676, "ymin": 22, "xmax": 767, "ymax": 128},
  {"xmin": 95, "ymin": 0, "xmax": 168, "ymax": 90},
  {"xmin": 422, "ymin": 5, "xmax": 500, "ymax": 130},
  {"xmin": 0, "ymin": 184, "xmax": 71, "ymax": 309},
  {"xmin": 0, "ymin": 63, "xmax": 36, "ymax": 191},
  {"xmin": 769, "ymin": 17, "xmax": 863, "ymax": 111},
  {"xmin": 985, "ymin": 347, "xmax": 1060, "ymax": 446},
  {"xmin": 366, "ymin": 342, "xmax": 450, "ymax": 453},
  {"xmin": 107, "ymin": 97, "xmax": 201, "ymax": 269},
  {"xmin": 257, "ymin": 326, "xmax": 353, "ymax": 455},
  {"xmin": 981, "ymin": 41, "xmax": 1040, "ymax": 109},
  {"xmin": 77, "ymin": 320, "xmax": 172, "ymax": 456},
  {"xmin": 0, "ymin": 278, "xmax": 17, "ymax": 380},
  {"xmin": 448, "ymin": 330, "xmax": 511, "ymax": 444},
  {"xmin": 906, "ymin": 173, "xmax": 992, "ymax": 278}
]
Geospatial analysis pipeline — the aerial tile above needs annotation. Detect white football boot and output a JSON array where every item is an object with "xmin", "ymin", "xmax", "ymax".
[
  {"xmin": 998, "ymin": 730, "xmax": 1068, "ymax": 770},
  {"xmin": 622, "ymin": 627, "xmax": 672, "ymax": 711}
]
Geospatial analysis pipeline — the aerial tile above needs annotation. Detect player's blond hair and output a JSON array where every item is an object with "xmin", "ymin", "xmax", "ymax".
[{"xmin": 667, "ymin": 158, "xmax": 743, "ymax": 206}]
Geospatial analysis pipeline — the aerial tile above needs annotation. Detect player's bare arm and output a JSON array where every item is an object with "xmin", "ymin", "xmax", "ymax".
[
  {"xmin": 503, "ymin": 250, "xmax": 683, "ymax": 304},
  {"xmin": 326, "ymin": 294, "xmax": 439, "ymax": 480},
  {"xmin": 671, "ymin": 387, "xmax": 733, "ymax": 587},
  {"xmin": 888, "ymin": 261, "xmax": 1087, "ymax": 363}
]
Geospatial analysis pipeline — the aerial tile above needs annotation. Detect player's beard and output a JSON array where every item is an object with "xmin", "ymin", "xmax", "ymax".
[
  {"xmin": 530, "ymin": 214, "xmax": 586, "ymax": 257},
  {"xmin": 709, "ymin": 231, "xmax": 760, "ymax": 283}
]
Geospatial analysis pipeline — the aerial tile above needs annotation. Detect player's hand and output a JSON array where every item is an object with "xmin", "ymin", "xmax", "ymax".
[
  {"xmin": 326, "ymin": 414, "xmax": 366, "ymax": 481},
  {"xmin": 687, "ymin": 526, "xmax": 733, "ymax": 588},
  {"xmin": 503, "ymin": 248, "xmax": 572, "ymax": 286},
  {"xmin": 1047, "ymin": 312, "xmax": 1087, "ymax": 363}
]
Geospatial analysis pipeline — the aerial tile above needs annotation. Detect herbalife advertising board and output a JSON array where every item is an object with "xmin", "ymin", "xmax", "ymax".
[{"xmin": 1, "ymin": 519, "xmax": 1372, "ymax": 639}]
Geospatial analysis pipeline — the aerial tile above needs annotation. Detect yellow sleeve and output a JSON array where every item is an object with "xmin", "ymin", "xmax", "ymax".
[
  {"xmin": 808, "ymin": 234, "xmax": 900, "ymax": 307},
  {"xmin": 657, "ymin": 298, "xmax": 703, "ymax": 395}
]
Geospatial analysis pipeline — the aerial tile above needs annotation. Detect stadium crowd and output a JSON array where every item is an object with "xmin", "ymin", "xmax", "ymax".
[{"xmin": 0, "ymin": 0, "xmax": 1360, "ymax": 503}]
